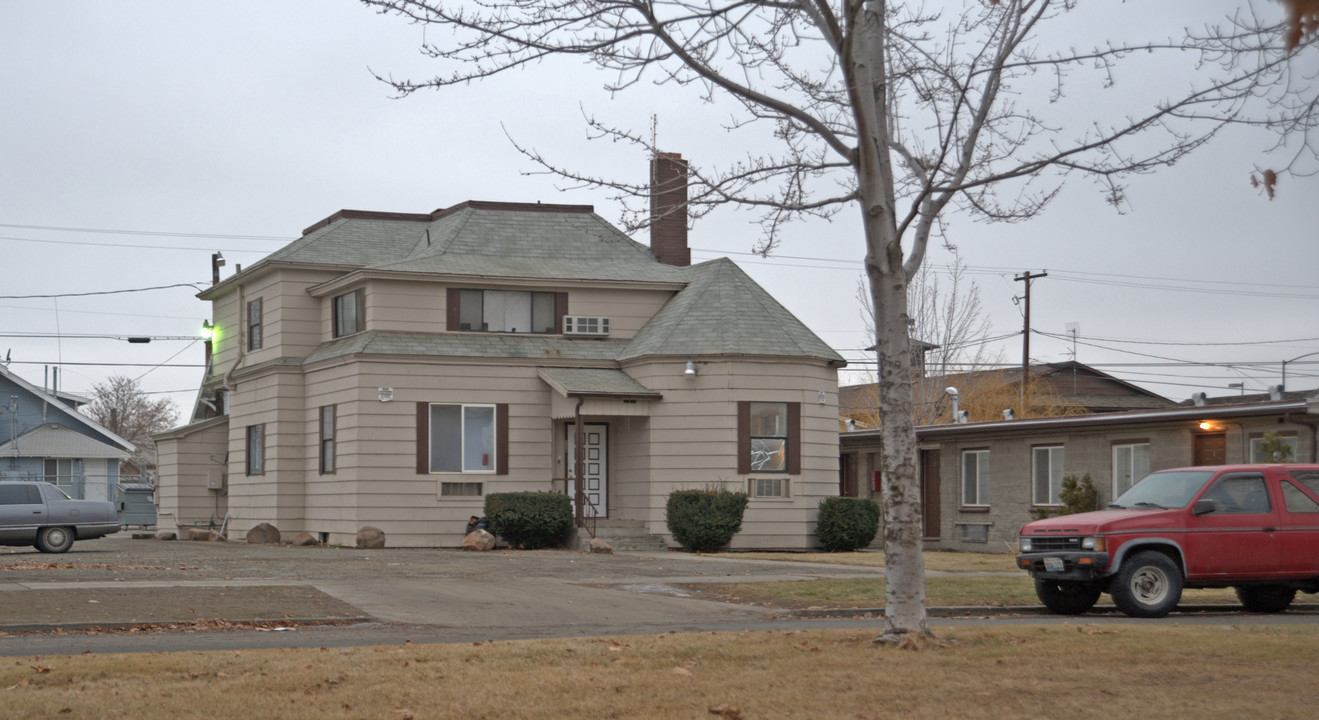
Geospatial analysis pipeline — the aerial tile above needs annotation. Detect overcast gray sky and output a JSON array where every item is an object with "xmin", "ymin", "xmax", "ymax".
[{"xmin": 2, "ymin": 1, "xmax": 1316, "ymax": 419}]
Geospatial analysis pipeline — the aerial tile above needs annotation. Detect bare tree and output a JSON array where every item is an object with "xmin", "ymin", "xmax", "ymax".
[
  {"xmin": 364, "ymin": 0, "xmax": 1317, "ymax": 640},
  {"xmin": 82, "ymin": 375, "xmax": 178, "ymax": 478}
]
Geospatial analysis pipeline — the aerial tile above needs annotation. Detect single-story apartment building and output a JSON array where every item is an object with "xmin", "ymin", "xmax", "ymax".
[{"xmin": 840, "ymin": 388, "xmax": 1319, "ymax": 551}]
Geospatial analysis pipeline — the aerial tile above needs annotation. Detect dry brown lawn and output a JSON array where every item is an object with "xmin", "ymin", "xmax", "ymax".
[
  {"xmin": 711, "ymin": 549, "xmax": 1017, "ymax": 573},
  {"xmin": 3, "ymin": 625, "xmax": 1316, "ymax": 719}
]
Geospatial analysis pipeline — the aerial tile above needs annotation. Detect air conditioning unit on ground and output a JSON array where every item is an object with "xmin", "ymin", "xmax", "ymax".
[{"xmin": 563, "ymin": 316, "xmax": 610, "ymax": 336}]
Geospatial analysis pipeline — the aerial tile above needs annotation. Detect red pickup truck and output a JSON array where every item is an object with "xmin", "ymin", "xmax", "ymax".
[{"xmin": 1016, "ymin": 464, "xmax": 1319, "ymax": 618}]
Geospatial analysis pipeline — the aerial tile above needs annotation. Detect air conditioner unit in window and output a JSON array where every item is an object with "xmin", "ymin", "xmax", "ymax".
[{"xmin": 563, "ymin": 316, "xmax": 610, "ymax": 336}]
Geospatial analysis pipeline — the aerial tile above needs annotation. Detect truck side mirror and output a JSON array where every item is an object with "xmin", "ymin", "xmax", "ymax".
[{"xmin": 1192, "ymin": 498, "xmax": 1216, "ymax": 516}]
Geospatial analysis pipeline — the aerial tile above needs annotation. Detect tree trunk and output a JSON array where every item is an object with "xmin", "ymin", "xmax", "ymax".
[{"xmin": 868, "ymin": 251, "xmax": 930, "ymax": 642}]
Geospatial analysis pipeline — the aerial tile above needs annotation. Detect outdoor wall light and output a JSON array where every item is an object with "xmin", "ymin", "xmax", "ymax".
[
  {"xmin": 684, "ymin": 360, "xmax": 697, "ymax": 376},
  {"xmin": 1198, "ymin": 421, "xmax": 1216, "ymax": 431}
]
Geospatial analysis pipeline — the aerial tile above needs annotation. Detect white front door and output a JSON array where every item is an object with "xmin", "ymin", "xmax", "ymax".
[{"xmin": 566, "ymin": 423, "xmax": 607, "ymax": 518}]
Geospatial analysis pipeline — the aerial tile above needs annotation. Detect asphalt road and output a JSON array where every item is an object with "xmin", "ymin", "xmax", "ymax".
[{"xmin": 2, "ymin": 534, "xmax": 1315, "ymax": 656}]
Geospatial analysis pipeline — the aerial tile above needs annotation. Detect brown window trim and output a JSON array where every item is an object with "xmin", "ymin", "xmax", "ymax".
[{"xmin": 246, "ymin": 297, "xmax": 263, "ymax": 351}]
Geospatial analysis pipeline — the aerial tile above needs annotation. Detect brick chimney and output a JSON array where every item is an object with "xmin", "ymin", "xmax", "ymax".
[{"xmin": 649, "ymin": 152, "xmax": 691, "ymax": 267}]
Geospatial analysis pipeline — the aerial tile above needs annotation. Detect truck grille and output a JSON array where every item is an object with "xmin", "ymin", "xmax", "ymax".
[{"xmin": 1027, "ymin": 536, "xmax": 1083, "ymax": 552}]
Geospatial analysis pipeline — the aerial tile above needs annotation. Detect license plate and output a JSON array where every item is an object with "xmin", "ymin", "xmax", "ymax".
[{"xmin": 1043, "ymin": 557, "xmax": 1065, "ymax": 573}]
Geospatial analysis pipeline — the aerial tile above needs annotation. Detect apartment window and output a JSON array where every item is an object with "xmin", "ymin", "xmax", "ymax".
[
  {"xmin": 961, "ymin": 449, "xmax": 990, "ymax": 507},
  {"xmin": 750, "ymin": 477, "xmax": 788, "ymax": 498},
  {"xmin": 1113, "ymin": 442, "xmax": 1150, "ymax": 497},
  {"xmin": 1032, "ymin": 445, "xmax": 1065, "ymax": 506},
  {"xmin": 246, "ymin": 424, "xmax": 265, "ymax": 476},
  {"xmin": 736, "ymin": 401, "xmax": 801, "ymax": 475},
  {"xmin": 319, "ymin": 405, "xmax": 336, "ymax": 475},
  {"xmin": 246, "ymin": 297, "xmax": 263, "ymax": 351},
  {"xmin": 333, "ymin": 289, "xmax": 364, "ymax": 338},
  {"xmin": 43, "ymin": 458, "xmax": 78, "ymax": 485},
  {"xmin": 440, "ymin": 482, "xmax": 484, "ymax": 497},
  {"xmin": 452, "ymin": 289, "xmax": 559, "ymax": 333},
  {"xmin": 427, "ymin": 404, "xmax": 497, "ymax": 473},
  {"xmin": 1249, "ymin": 434, "xmax": 1298, "ymax": 463}
]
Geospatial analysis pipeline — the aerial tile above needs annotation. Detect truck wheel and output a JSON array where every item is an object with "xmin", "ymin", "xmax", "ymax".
[
  {"xmin": 1235, "ymin": 585, "xmax": 1296, "ymax": 613},
  {"xmin": 1035, "ymin": 579, "xmax": 1101, "ymax": 615},
  {"xmin": 35, "ymin": 526, "xmax": 75, "ymax": 554},
  {"xmin": 1111, "ymin": 551, "xmax": 1182, "ymax": 618}
]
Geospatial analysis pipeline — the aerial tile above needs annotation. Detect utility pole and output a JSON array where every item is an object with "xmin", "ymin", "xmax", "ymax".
[{"xmin": 1014, "ymin": 271, "xmax": 1047, "ymax": 410}]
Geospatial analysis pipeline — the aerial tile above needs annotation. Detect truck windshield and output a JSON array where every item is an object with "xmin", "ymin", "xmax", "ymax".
[{"xmin": 1110, "ymin": 470, "xmax": 1214, "ymax": 510}]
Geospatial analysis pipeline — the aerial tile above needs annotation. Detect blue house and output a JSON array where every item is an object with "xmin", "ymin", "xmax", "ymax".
[{"xmin": 0, "ymin": 364, "xmax": 135, "ymax": 501}]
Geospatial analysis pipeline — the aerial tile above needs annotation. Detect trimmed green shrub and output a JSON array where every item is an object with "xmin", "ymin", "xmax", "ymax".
[
  {"xmin": 484, "ymin": 492, "xmax": 573, "ymax": 549},
  {"xmin": 816, "ymin": 497, "xmax": 880, "ymax": 552},
  {"xmin": 665, "ymin": 488, "xmax": 748, "ymax": 552}
]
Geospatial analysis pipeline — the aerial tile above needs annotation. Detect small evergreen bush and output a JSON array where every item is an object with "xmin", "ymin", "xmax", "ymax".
[
  {"xmin": 816, "ymin": 497, "xmax": 880, "ymax": 552},
  {"xmin": 484, "ymin": 492, "xmax": 573, "ymax": 549},
  {"xmin": 665, "ymin": 488, "xmax": 748, "ymax": 552},
  {"xmin": 1030, "ymin": 473, "xmax": 1102, "ymax": 520}
]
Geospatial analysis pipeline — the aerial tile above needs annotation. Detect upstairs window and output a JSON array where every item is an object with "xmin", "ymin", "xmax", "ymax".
[
  {"xmin": 448, "ymin": 289, "xmax": 563, "ymax": 334},
  {"xmin": 333, "ymin": 289, "xmax": 364, "ymax": 338},
  {"xmin": 246, "ymin": 297, "xmax": 263, "ymax": 351}
]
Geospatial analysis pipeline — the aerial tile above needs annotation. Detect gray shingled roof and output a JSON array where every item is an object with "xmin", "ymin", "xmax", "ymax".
[
  {"xmin": 371, "ymin": 206, "xmax": 687, "ymax": 283},
  {"xmin": 0, "ymin": 424, "xmax": 131, "ymax": 460},
  {"xmin": 303, "ymin": 330, "xmax": 629, "ymax": 365},
  {"xmin": 260, "ymin": 205, "xmax": 687, "ymax": 284},
  {"xmin": 619, "ymin": 258, "xmax": 844, "ymax": 363},
  {"xmin": 537, "ymin": 368, "xmax": 662, "ymax": 398}
]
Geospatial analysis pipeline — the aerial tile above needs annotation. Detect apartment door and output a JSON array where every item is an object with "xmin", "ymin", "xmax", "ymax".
[
  {"xmin": 566, "ymin": 423, "xmax": 608, "ymax": 518},
  {"xmin": 1194, "ymin": 434, "xmax": 1227, "ymax": 465}
]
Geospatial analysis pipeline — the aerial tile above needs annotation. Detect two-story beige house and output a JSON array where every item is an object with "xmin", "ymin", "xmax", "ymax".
[{"xmin": 155, "ymin": 155, "xmax": 846, "ymax": 548}]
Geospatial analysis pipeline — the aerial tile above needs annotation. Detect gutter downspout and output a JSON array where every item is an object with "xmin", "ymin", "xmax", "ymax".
[
  {"xmin": 1286, "ymin": 413, "xmax": 1319, "ymax": 462},
  {"xmin": 574, "ymin": 396, "xmax": 586, "ymax": 531},
  {"xmin": 221, "ymin": 284, "xmax": 247, "ymax": 392}
]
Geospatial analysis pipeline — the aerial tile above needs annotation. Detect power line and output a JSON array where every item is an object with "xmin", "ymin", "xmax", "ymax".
[
  {"xmin": 0, "ymin": 222, "xmax": 291, "ymax": 242},
  {"xmin": 0, "ymin": 283, "xmax": 203, "ymax": 300},
  {"xmin": 1, "ymin": 234, "xmax": 271, "ymax": 254}
]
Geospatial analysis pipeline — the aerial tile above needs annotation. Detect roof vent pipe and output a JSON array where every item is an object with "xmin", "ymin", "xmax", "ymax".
[
  {"xmin": 1269, "ymin": 384, "xmax": 1283, "ymax": 401},
  {"xmin": 1192, "ymin": 392, "xmax": 1207, "ymax": 407}
]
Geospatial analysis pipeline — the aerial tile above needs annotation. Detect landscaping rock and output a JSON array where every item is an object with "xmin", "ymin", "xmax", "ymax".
[
  {"xmin": 187, "ymin": 528, "xmax": 210, "ymax": 541},
  {"xmin": 461, "ymin": 529, "xmax": 496, "ymax": 551},
  {"xmin": 246, "ymin": 522, "xmax": 281, "ymax": 545},
  {"xmin": 290, "ymin": 531, "xmax": 319, "ymax": 547},
  {"xmin": 356, "ymin": 526, "xmax": 386, "ymax": 549},
  {"xmin": 156, "ymin": 531, "xmax": 177, "ymax": 541},
  {"xmin": 588, "ymin": 538, "xmax": 613, "ymax": 554},
  {"xmin": 208, "ymin": 531, "xmax": 228, "ymax": 542}
]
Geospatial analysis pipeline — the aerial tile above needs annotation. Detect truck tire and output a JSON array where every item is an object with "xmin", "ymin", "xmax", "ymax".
[
  {"xmin": 1035, "ymin": 579, "xmax": 1101, "ymax": 615},
  {"xmin": 1235, "ymin": 585, "xmax": 1296, "ymax": 613},
  {"xmin": 35, "ymin": 526, "xmax": 75, "ymax": 554},
  {"xmin": 1111, "ymin": 550, "xmax": 1182, "ymax": 618}
]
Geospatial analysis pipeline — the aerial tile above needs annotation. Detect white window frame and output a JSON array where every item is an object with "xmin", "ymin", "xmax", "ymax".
[
  {"xmin": 428, "ymin": 403, "xmax": 497, "ymax": 474},
  {"xmin": 1032, "ymin": 445, "xmax": 1065, "ymax": 506},
  {"xmin": 1249, "ymin": 434, "xmax": 1298, "ymax": 463},
  {"xmin": 1112, "ymin": 442, "xmax": 1150, "ymax": 498},
  {"xmin": 961, "ymin": 449, "xmax": 990, "ymax": 507}
]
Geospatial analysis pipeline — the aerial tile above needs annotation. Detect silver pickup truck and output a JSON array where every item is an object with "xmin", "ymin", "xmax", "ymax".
[{"xmin": 0, "ymin": 482, "xmax": 121, "ymax": 553}]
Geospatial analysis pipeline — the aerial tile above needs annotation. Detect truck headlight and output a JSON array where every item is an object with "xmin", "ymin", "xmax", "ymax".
[
  {"xmin": 1081, "ymin": 536, "xmax": 1105, "ymax": 552},
  {"xmin": 1019, "ymin": 537, "xmax": 1032, "ymax": 553}
]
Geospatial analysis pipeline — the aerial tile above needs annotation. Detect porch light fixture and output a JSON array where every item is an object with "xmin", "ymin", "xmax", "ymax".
[{"xmin": 684, "ymin": 360, "xmax": 697, "ymax": 376}]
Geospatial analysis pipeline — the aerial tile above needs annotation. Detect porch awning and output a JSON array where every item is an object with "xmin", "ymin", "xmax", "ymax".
[
  {"xmin": 537, "ymin": 368, "xmax": 662, "ymax": 399},
  {"xmin": 538, "ymin": 368, "xmax": 661, "ymax": 420}
]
